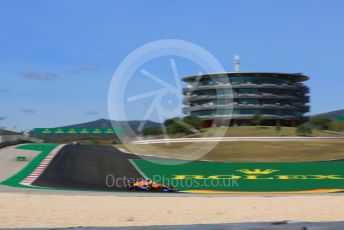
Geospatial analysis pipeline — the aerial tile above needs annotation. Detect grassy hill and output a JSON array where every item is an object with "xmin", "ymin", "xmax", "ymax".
[
  {"xmin": 118, "ymin": 139, "xmax": 344, "ymax": 162},
  {"xmin": 222, "ymin": 126, "xmax": 341, "ymax": 137},
  {"xmin": 119, "ymin": 125, "xmax": 344, "ymax": 162},
  {"xmin": 175, "ymin": 126, "xmax": 341, "ymax": 138}
]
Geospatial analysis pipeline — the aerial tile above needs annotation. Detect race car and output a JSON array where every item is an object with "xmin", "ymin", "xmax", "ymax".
[{"xmin": 126, "ymin": 178, "xmax": 179, "ymax": 192}]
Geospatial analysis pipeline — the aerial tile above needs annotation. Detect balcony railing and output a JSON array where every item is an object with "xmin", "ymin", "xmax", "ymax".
[
  {"xmin": 183, "ymin": 83, "xmax": 308, "ymax": 93},
  {"xmin": 184, "ymin": 103, "xmax": 309, "ymax": 112},
  {"xmin": 183, "ymin": 113, "xmax": 303, "ymax": 120},
  {"xmin": 183, "ymin": 93, "xmax": 306, "ymax": 102}
]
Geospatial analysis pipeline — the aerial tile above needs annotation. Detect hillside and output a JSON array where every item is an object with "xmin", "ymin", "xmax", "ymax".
[
  {"xmin": 315, "ymin": 109, "xmax": 344, "ymax": 120},
  {"xmin": 30, "ymin": 119, "xmax": 161, "ymax": 143},
  {"xmin": 58, "ymin": 118, "xmax": 161, "ymax": 131},
  {"xmin": 0, "ymin": 129, "xmax": 20, "ymax": 135}
]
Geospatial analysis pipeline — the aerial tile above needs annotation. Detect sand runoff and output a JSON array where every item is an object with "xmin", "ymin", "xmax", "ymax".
[{"xmin": 0, "ymin": 192, "xmax": 343, "ymax": 228}]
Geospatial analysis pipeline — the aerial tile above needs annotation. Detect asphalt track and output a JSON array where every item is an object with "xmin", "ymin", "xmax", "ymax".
[{"xmin": 33, "ymin": 144, "xmax": 144, "ymax": 191}]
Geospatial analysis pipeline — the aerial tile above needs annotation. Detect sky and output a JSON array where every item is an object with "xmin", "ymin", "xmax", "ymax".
[{"xmin": 1, "ymin": 0, "xmax": 344, "ymax": 131}]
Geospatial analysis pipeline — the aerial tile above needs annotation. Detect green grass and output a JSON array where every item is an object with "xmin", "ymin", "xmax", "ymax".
[
  {"xmin": 142, "ymin": 126, "xmax": 343, "ymax": 138},
  {"xmin": 216, "ymin": 126, "xmax": 342, "ymax": 137},
  {"xmin": 117, "ymin": 126, "xmax": 344, "ymax": 162},
  {"xmin": 119, "ymin": 140, "xmax": 344, "ymax": 162},
  {"xmin": 136, "ymin": 126, "xmax": 342, "ymax": 147}
]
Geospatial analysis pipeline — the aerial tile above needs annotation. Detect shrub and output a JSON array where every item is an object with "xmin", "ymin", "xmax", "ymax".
[
  {"xmin": 251, "ymin": 114, "xmax": 263, "ymax": 126},
  {"xmin": 296, "ymin": 125, "xmax": 312, "ymax": 136}
]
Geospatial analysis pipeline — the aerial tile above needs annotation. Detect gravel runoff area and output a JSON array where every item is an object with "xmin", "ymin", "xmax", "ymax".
[
  {"xmin": 0, "ymin": 145, "xmax": 38, "ymax": 182},
  {"xmin": 1, "ymin": 222, "xmax": 344, "ymax": 230},
  {"xmin": 0, "ymin": 192, "xmax": 344, "ymax": 228}
]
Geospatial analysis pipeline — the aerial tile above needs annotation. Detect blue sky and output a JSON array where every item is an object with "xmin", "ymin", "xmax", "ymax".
[{"xmin": 1, "ymin": 0, "xmax": 344, "ymax": 131}]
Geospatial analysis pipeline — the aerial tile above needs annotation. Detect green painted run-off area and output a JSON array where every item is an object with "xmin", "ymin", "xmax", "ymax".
[
  {"xmin": 133, "ymin": 159, "xmax": 344, "ymax": 192},
  {"xmin": 1, "ymin": 143, "xmax": 58, "ymax": 188}
]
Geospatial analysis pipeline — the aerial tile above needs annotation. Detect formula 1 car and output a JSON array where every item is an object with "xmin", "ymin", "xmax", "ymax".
[{"xmin": 126, "ymin": 178, "xmax": 179, "ymax": 192}]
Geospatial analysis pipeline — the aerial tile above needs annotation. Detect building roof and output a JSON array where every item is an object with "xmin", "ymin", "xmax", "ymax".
[{"xmin": 182, "ymin": 72, "xmax": 309, "ymax": 83}]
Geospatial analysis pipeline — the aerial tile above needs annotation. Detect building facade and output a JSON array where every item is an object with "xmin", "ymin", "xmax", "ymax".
[{"xmin": 182, "ymin": 72, "xmax": 310, "ymax": 127}]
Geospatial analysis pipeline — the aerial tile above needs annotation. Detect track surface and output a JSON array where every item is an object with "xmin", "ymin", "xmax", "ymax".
[{"xmin": 33, "ymin": 144, "xmax": 143, "ymax": 191}]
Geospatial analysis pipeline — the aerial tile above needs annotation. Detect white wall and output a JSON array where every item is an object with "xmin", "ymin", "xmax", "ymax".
[{"xmin": 0, "ymin": 135, "xmax": 40, "ymax": 146}]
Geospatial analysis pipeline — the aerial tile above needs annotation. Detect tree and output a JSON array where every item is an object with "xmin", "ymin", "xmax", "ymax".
[
  {"xmin": 143, "ymin": 116, "xmax": 203, "ymax": 136},
  {"xmin": 275, "ymin": 120, "xmax": 282, "ymax": 135},
  {"xmin": 164, "ymin": 118, "xmax": 185, "ymax": 135},
  {"xmin": 251, "ymin": 114, "xmax": 263, "ymax": 126},
  {"xmin": 166, "ymin": 116, "xmax": 203, "ymax": 135},
  {"xmin": 142, "ymin": 127, "xmax": 162, "ymax": 136},
  {"xmin": 164, "ymin": 117, "xmax": 179, "ymax": 127},
  {"xmin": 296, "ymin": 125, "xmax": 312, "ymax": 136},
  {"xmin": 309, "ymin": 116, "xmax": 332, "ymax": 130},
  {"xmin": 182, "ymin": 116, "xmax": 203, "ymax": 130}
]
